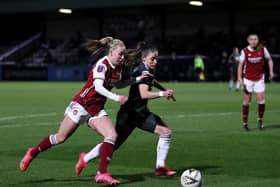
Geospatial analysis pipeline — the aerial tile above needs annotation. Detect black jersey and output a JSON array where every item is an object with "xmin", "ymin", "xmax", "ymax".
[{"xmin": 121, "ymin": 62, "xmax": 154, "ymax": 116}]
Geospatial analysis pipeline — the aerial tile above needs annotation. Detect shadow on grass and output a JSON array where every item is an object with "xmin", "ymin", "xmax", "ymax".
[
  {"xmin": 176, "ymin": 165, "xmax": 221, "ymax": 174},
  {"xmin": 18, "ymin": 165, "xmax": 220, "ymax": 186},
  {"xmin": 113, "ymin": 165, "xmax": 220, "ymax": 185},
  {"xmin": 19, "ymin": 177, "xmax": 93, "ymax": 185},
  {"xmin": 263, "ymin": 124, "xmax": 280, "ymax": 130}
]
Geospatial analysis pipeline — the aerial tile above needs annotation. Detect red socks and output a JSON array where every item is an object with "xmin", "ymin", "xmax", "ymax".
[
  {"xmin": 242, "ymin": 105, "xmax": 249, "ymax": 124},
  {"xmin": 242, "ymin": 103, "xmax": 265, "ymax": 124},
  {"xmin": 30, "ymin": 135, "xmax": 53, "ymax": 158},
  {"xmin": 258, "ymin": 104, "xmax": 265, "ymax": 119},
  {"xmin": 98, "ymin": 141, "xmax": 114, "ymax": 173}
]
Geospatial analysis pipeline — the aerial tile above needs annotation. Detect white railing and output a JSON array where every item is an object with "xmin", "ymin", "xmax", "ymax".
[{"xmin": 0, "ymin": 33, "xmax": 41, "ymax": 62}]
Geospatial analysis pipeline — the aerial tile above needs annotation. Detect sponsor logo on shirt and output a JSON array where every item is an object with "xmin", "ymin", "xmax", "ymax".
[{"xmin": 248, "ymin": 57, "xmax": 262, "ymax": 63}]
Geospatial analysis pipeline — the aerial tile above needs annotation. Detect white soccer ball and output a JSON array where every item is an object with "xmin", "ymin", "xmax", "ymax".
[{"xmin": 180, "ymin": 169, "xmax": 202, "ymax": 187}]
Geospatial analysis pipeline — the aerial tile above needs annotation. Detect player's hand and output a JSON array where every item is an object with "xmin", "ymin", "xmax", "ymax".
[
  {"xmin": 269, "ymin": 72, "xmax": 274, "ymax": 80},
  {"xmin": 118, "ymin": 96, "xmax": 128, "ymax": 104},
  {"xmin": 239, "ymin": 79, "xmax": 244, "ymax": 86},
  {"xmin": 142, "ymin": 71, "xmax": 154, "ymax": 78},
  {"xmin": 136, "ymin": 71, "xmax": 153, "ymax": 83},
  {"xmin": 163, "ymin": 89, "xmax": 174, "ymax": 98}
]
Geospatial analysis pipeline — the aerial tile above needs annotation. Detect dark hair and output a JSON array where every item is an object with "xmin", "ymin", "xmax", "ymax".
[
  {"xmin": 122, "ymin": 42, "xmax": 158, "ymax": 67},
  {"xmin": 247, "ymin": 33, "xmax": 259, "ymax": 38},
  {"xmin": 122, "ymin": 48, "xmax": 142, "ymax": 67},
  {"xmin": 247, "ymin": 33, "xmax": 265, "ymax": 51},
  {"xmin": 140, "ymin": 42, "xmax": 158, "ymax": 57}
]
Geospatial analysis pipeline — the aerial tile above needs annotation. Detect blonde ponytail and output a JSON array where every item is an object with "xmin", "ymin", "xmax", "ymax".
[{"xmin": 85, "ymin": 36, "xmax": 125, "ymax": 56}]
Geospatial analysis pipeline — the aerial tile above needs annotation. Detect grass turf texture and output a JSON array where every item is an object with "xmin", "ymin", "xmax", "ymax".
[{"xmin": 0, "ymin": 82, "xmax": 280, "ymax": 187}]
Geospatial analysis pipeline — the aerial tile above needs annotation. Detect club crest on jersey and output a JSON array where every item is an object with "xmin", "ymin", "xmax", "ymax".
[
  {"xmin": 97, "ymin": 65, "xmax": 105, "ymax": 73},
  {"xmin": 73, "ymin": 110, "xmax": 78, "ymax": 116}
]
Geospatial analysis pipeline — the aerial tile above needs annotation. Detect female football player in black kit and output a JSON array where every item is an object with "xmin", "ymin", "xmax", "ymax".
[{"xmin": 75, "ymin": 43, "xmax": 177, "ymax": 177}]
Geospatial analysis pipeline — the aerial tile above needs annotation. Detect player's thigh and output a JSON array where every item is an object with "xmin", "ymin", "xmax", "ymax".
[
  {"xmin": 56, "ymin": 115, "xmax": 79, "ymax": 142},
  {"xmin": 243, "ymin": 92, "xmax": 252, "ymax": 104},
  {"xmin": 138, "ymin": 113, "xmax": 171, "ymax": 135},
  {"xmin": 115, "ymin": 112, "xmax": 135, "ymax": 137},
  {"xmin": 114, "ymin": 110, "xmax": 137, "ymax": 149},
  {"xmin": 244, "ymin": 78, "xmax": 254, "ymax": 93},
  {"xmin": 254, "ymin": 78, "xmax": 265, "ymax": 93},
  {"xmin": 89, "ymin": 116, "xmax": 117, "ymax": 139},
  {"xmin": 115, "ymin": 122, "xmax": 136, "ymax": 150}
]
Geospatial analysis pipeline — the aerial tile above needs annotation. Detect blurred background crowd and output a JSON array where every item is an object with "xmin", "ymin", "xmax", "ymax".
[{"xmin": 0, "ymin": 0, "xmax": 279, "ymax": 81}]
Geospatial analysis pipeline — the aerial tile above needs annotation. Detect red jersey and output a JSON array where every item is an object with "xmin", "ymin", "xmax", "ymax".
[
  {"xmin": 240, "ymin": 46, "xmax": 271, "ymax": 81},
  {"xmin": 73, "ymin": 56, "xmax": 122, "ymax": 116}
]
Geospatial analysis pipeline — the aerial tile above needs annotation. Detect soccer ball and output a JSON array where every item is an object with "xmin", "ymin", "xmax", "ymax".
[{"xmin": 180, "ymin": 169, "xmax": 202, "ymax": 187}]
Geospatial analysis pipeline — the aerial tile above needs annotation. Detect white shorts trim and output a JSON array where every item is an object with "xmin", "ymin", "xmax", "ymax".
[
  {"xmin": 88, "ymin": 109, "xmax": 108, "ymax": 123},
  {"xmin": 64, "ymin": 102, "xmax": 90, "ymax": 124},
  {"xmin": 244, "ymin": 77, "xmax": 265, "ymax": 93}
]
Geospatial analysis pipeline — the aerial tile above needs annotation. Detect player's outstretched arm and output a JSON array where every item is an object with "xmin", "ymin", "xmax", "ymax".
[
  {"xmin": 113, "ymin": 71, "xmax": 153, "ymax": 89},
  {"xmin": 139, "ymin": 84, "xmax": 173, "ymax": 100},
  {"xmin": 94, "ymin": 79, "xmax": 128, "ymax": 104},
  {"xmin": 110, "ymin": 79, "xmax": 137, "ymax": 89},
  {"xmin": 237, "ymin": 61, "xmax": 244, "ymax": 85}
]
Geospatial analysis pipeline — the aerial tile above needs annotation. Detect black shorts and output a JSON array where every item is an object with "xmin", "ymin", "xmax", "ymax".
[
  {"xmin": 114, "ymin": 107, "xmax": 166, "ymax": 149},
  {"xmin": 195, "ymin": 67, "xmax": 202, "ymax": 74},
  {"xmin": 229, "ymin": 65, "xmax": 237, "ymax": 76}
]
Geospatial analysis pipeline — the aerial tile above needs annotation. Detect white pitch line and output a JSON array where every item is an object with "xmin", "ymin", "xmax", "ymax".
[
  {"xmin": 0, "ymin": 112, "xmax": 59, "ymax": 121},
  {"xmin": 163, "ymin": 110, "xmax": 280, "ymax": 119},
  {"xmin": 0, "ymin": 110, "xmax": 279, "ymax": 129},
  {"xmin": 0, "ymin": 122, "xmax": 57, "ymax": 129}
]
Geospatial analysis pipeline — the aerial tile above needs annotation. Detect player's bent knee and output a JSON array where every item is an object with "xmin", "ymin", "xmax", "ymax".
[
  {"xmin": 105, "ymin": 131, "xmax": 117, "ymax": 142},
  {"xmin": 111, "ymin": 132, "xmax": 118, "ymax": 141},
  {"xmin": 156, "ymin": 126, "xmax": 172, "ymax": 136},
  {"xmin": 55, "ymin": 134, "xmax": 67, "ymax": 144},
  {"xmin": 243, "ymin": 101, "xmax": 251, "ymax": 106},
  {"xmin": 104, "ymin": 136, "xmax": 116, "ymax": 145},
  {"xmin": 164, "ymin": 128, "xmax": 172, "ymax": 135},
  {"xmin": 258, "ymin": 99, "xmax": 265, "ymax": 104},
  {"xmin": 56, "ymin": 137, "xmax": 66, "ymax": 144}
]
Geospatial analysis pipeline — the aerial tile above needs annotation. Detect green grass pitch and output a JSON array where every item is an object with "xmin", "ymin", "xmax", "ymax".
[{"xmin": 0, "ymin": 81, "xmax": 280, "ymax": 187}]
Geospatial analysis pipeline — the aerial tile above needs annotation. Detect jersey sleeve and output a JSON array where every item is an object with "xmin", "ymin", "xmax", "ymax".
[
  {"xmin": 94, "ymin": 79, "xmax": 120, "ymax": 102},
  {"xmin": 92, "ymin": 63, "xmax": 107, "ymax": 80},
  {"xmin": 239, "ymin": 50, "xmax": 245, "ymax": 63},
  {"xmin": 264, "ymin": 47, "xmax": 271, "ymax": 59}
]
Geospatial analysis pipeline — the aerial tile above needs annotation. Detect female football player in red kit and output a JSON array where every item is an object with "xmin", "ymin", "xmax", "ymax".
[
  {"xmin": 237, "ymin": 34, "xmax": 274, "ymax": 131},
  {"xmin": 19, "ymin": 37, "xmax": 148, "ymax": 185}
]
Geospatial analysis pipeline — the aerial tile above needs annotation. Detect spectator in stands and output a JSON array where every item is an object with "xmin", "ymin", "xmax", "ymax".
[
  {"xmin": 136, "ymin": 16, "xmax": 146, "ymax": 42},
  {"xmin": 220, "ymin": 49, "xmax": 228, "ymax": 80},
  {"xmin": 228, "ymin": 47, "xmax": 240, "ymax": 91}
]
